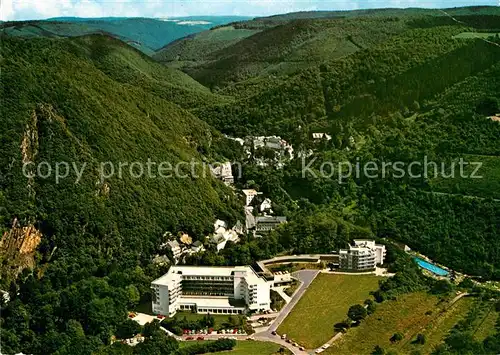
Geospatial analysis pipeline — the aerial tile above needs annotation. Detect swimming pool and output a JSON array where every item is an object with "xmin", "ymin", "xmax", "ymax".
[{"xmin": 414, "ymin": 257, "xmax": 449, "ymax": 276}]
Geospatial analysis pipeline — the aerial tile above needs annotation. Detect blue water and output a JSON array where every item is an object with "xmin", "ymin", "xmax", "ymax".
[{"xmin": 414, "ymin": 257, "xmax": 449, "ymax": 276}]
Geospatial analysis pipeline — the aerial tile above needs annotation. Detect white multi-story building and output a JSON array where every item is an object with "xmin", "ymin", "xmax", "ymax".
[
  {"xmin": 151, "ymin": 266, "xmax": 271, "ymax": 317},
  {"xmin": 210, "ymin": 162, "xmax": 234, "ymax": 185},
  {"xmin": 160, "ymin": 240, "xmax": 183, "ymax": 263},
  {"xmin": 339, "ymin": 240, "xmax": 386, "ymax": 271},
  {"xmin": 242, "ymin": 189, "xmax": 259, "ymax": 206}
]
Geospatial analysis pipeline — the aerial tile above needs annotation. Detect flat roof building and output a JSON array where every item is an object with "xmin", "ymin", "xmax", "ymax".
[
  {"xmin": 339, "ymin": 240, "xmax": 386, "ymax": 271},
  {"xmin": 255, "ymin": 216, "xmax": 287, "ymax": 233},
  {"xmin": 151, "ymin": 266, "xmax": 271, "ymax": 317}
]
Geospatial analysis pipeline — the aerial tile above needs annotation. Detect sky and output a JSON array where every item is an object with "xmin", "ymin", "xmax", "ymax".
[{"xmin": 1, "ymin": 0, "xmax": 497, "ymax": 21}]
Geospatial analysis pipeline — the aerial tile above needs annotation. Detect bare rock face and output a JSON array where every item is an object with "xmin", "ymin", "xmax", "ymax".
[
  {"xmin": 0, "ymin": 218, "xmax": 42, "ymax": 278},
  {"xmin": 20, "ymin": 109, "xmax": 39, "ymax": 199}
]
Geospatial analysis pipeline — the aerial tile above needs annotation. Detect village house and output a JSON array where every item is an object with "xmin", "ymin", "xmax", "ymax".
[
  {"xmin": 210, "ymin": 162, "xmax": 234, "ymax": 185},
  {"xmin": 245, "ymin": 207, "xmax": 256, "ymax": 231},
  {"xmin": 242, "ymin": 189, "xmax": 259, "ymax": 206},
  {"xmin": 260, "ymin": 198, "xmax": 273, "ymax": 213},
  {"xmin": 209, "ymin": 234, "xmax": 227, "ymax": 252},
  {"xmin": 232, "ymin": 220, "xmax": 244, "ymax": 235},
  {"xmin": 0, "ymin": 290, "xmax": 10, "ymax": 304},
  {"xmin": 255, "ymin": 216, "xmax": 287, "ymax": 233},
  {"xmin": 190, "ymin": 240, "xmax": 205, "ymax": 253},
  {"xmin": 312, "ymin": 132, "xmax": 332, "ymax": 140},
  {"xmin": 214, "ymin": 219, "xmax": 227, "ymax": 230},
  {"xmin": 161, "ymin": 240, "xmax": 182, "ymax": 263},
  {"xmin": 207, "ymin": 219, "xmax": 242, "ymax": 252}
]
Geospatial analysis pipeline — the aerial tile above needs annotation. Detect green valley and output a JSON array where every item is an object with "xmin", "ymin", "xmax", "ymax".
[{"xmin": 1, "ymin": 4, "xmax": 500, "ymax": 355}]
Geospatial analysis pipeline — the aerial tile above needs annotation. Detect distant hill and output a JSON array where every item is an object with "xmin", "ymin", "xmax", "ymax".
[
  {"xmin": 71, "ymin": 34, "xmax": 231, "ymax": 109},
  {"xmin": 154, "ymin": 6, "xmax": 500, "ymax": 85},
  {"xmin": 0, "ymin": 16, "xmax": 250, "ymax": 55}
]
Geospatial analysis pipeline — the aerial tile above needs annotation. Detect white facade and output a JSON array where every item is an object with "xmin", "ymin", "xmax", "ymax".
[
  {"xmin": 151, "ymin": 266, "xmax": 271, "ymax": 317},
  {"xmin": 273, "ymin": 271, "xmax": 292, "ymax": 285},
  {"xmin": 161, "ymin": 240, "xmax": 182, "ymax": 263},
  {"xmin": 260, "ymin": 198, "xmax": 273, "ymax": 212},
  {"xmin": 312, "ymin": 133, "xmax": 332, "ymax": 140},
  {"xmin": 208, "ymin": 220, "xmax": 241, "ymax": 252},
  {"xmin": 353, "ymin": 240, "xmax": 386, "ymax": 265},
  {"xmin": 339, "ymin": 240, "xmax": 386, "ymax": 271},
  {"xmin": 210, "ymin": 162, "xmax": 234, "ymax": 185},
  {"xmin": 242, "ymin": 189, "xmax": 258, "ymax": 206}
]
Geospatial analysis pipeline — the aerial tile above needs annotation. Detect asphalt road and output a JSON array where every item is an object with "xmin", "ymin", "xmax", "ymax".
[
  {"xmin": 253, "ymin": 269, "xmax": 319, "ymax": 355},
  {"xmin": 268, "ymin": 270, "xmax": 319, "ymax": 332}
]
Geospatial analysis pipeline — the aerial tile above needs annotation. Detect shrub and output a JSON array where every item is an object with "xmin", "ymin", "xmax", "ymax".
[
  {"xmin": 390, "ymin": 332, "xmax": 404, "ymax": 343},
  {"xmin": 415, "ymin": 333, "xmax": 426, "ymax": 344}
]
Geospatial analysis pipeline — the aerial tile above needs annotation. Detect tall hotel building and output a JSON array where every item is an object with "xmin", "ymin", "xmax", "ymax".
[
  {"xmin": 339, "ymin": 240, "xmax": 386, "ymax": 271},
  {"xmin": 151, "ymin": 266, "xmax": 271, "ymax": 316}
]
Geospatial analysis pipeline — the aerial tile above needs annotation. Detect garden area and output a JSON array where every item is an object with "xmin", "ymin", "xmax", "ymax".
[{"xmin": 162, "ymin": 312, "xmax": 251, "ymax": 336}]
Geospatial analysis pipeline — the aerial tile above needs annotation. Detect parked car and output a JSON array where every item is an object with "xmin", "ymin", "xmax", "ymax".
[
  {"xmin": 197, "ymin": 336, "xmax": 205, "ymax": 341},
  {"xmin": 300, "ymin": 347, "xmax": 305, "ymax": 351},
  {"xmin": 281, "ymin": 334, "xmax": 287, "ymax": 339},
  {"xmin": 271, "ymin": 331, "xmax": 277, "ymax": 336},
  {"xmin": 186, "ymin": 336, "xmax": 194, "ymax": 340}
]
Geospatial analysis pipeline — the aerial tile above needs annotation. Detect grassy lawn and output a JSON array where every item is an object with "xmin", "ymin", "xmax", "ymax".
[
  {"xmin": 179, "ymin": 340, "xmax": 285, "ymax": 355},
  {"xmin": 278, "ymin": 274, "xmax": 381, "ymax": 349},
  {"xmin": 473, "ymin": 305, "xmax": 498, "ymax": 342},
  {"xmin": 325, "ymin": 292, "xmax": 443, "ymax": 355},
  {"xmin": 403, "ymin": 297, "xmax": 475, "ymax": 354},
  {"xmin": 212, "ymin": 341, "xmax": 285, "ymax": 355},
  {"xmin": 453, "ymin": 32, "xmax": 500, "ymax": 39}
]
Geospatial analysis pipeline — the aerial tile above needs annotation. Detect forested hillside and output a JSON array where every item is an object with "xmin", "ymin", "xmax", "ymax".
[
  {"xmin": 0, "ymin": 34, "xmax": 242, "ymax": 353},
  {"xmin": 1, "ymin": 6, "xmax": 500, "ymax": 354},
  {"xmin": 187, "ymin": 10, "xmax": 500, "ymax": 279}
]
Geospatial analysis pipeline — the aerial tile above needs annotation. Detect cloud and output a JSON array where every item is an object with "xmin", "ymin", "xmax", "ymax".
[
  {"xmin": 1, "ymin": 0, "xmax": 497, "ymax": 21},
  {"xmin": 1, "ymin": 0, "xmax": 15, "ymax": 21}
]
